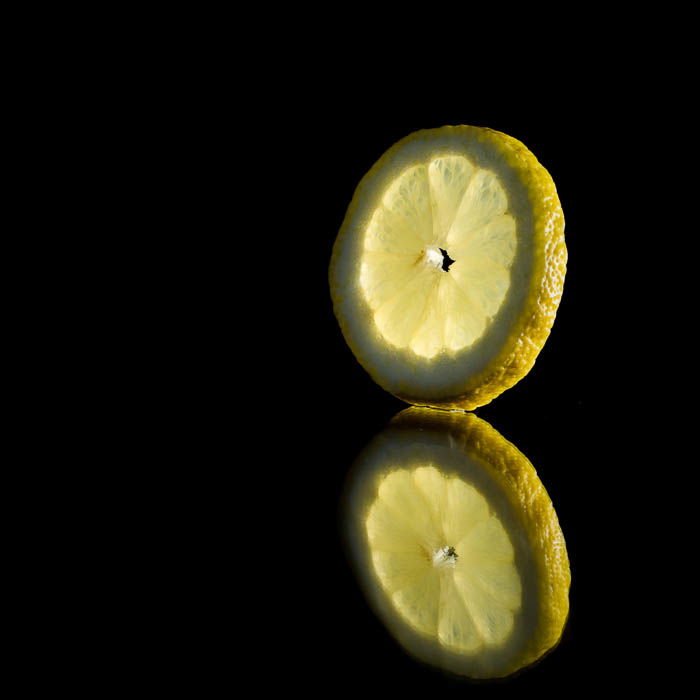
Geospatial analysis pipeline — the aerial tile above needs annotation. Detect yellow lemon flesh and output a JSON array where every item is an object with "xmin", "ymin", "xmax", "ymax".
[
  {"xmin": 330, "ymin": 126, "xmax": 566, "ymax": 410},
  {"xmin": 342, "ymin": 408, "xmax": 570, "ymax": 679},
  {"xmin": 368, "ymin": 467, "xmax": 521, "ymax": 653}
]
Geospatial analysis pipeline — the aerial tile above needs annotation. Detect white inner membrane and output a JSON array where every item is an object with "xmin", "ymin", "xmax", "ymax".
[
  {"xmin": 366, "ymin": 466, "xmax": 521, "ymax": 653},
  {"xmin": 359, "ymin": 155, "xmax": 516, "ymax": 358}
]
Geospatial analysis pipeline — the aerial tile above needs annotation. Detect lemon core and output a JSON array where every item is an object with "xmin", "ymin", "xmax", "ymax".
[
  {"xmin": 432, "ymin": 545, "xmax": 458, "ymax": 569},
  {"xmin": 423, "ymin": 246, "xmax": 445, "ymax": 270}
]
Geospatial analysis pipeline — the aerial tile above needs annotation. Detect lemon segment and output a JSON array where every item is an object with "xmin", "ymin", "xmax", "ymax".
[{"xmin": 330, "ymin": 125, "xmax": 566, "ymax": 409}]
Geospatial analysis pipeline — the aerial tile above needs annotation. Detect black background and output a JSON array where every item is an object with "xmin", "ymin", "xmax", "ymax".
[{"xmin": 251, "ymin": 106, "xmax": 656, "ymax": 692}]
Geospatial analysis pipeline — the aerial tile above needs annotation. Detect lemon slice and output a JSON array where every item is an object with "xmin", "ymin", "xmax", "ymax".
[
  {"xmin": 329, "ymin": 126, "xmax": 566, "ymax": 410},
  {"xmin": 342, "ymin": 407, "xmax": 570, "ymax": 679}
]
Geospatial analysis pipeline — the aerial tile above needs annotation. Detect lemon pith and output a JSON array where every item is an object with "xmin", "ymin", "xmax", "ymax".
[
  {"xmin": 342, "ymin": 408, "xmax": 570, "ymax": 679},
  {"xmin": 330, "ymin": 126, "xmax": 566, "ymax": 410}
]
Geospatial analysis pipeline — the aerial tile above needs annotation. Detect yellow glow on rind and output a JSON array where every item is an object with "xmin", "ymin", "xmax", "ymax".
[{"xmin": 360, "ymin": 155, "xmax": 516, "ymax": 358}]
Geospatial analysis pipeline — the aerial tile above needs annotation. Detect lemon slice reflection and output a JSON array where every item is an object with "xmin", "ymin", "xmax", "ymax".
[{"xmin": 342, "ymin": 408, "xmax": 570, "ymax": 679}]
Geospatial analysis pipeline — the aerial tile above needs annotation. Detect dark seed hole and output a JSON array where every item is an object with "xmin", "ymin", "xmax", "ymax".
[{"xmin": 439, "ymin": 248, "xmax": 455, "ymax": 272}]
